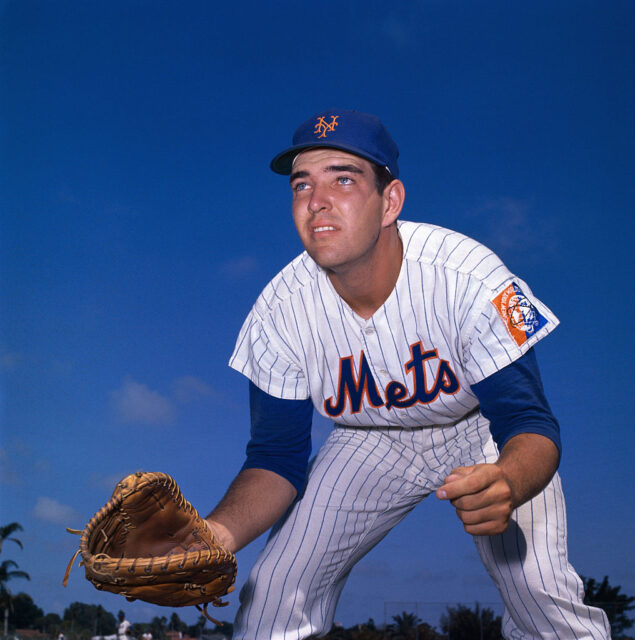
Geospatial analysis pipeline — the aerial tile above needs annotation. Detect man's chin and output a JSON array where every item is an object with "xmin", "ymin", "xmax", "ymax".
[{"xmin": 306, "ymin": 248, "xmax": 342, "ymax": 271}]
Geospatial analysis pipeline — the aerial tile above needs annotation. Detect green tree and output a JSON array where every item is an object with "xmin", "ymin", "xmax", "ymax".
[
  {"xmin": 583, "ymin": 575, "xmax": 635, "ymax": 638},
  {"xmin": 391, "ymin": 611, "xmax": 422, "ymax": 639},
  {"xmin": 150, "ymin": 615, "xmax": 168, "ymax": 640},
  {"xmin": 350, "ymin": 619, "xmax": 384, "ymax": 640},
  {"xmin": 413, "ymin": 623, "xmax": 442, "ymax": 640},
  {"xmin": 168, "ymin": 612, "xmax": 187, "ymax": 634},
  {"xmin": 9, "ymin": 592, "xmax": 43, "ymax": 629},
  {"xmin": 0, "ymin": 522, "xmax": 29, "ymax": 636},
  {"xmin": 212, "ymin": 620, "xmax": 233, "ymax": 638},
  {"xmin": 440, "ymin": 603, "xmax": 502, "ymax": 640},
  {"xmin": 95, "ymin": 605, "xmax": 117, "ymax": 636},
  {"xmin": 1, "ymin": 559, "xmax": 31, "ymax": 634},
  {"xmin": 36, "ymin": 612, "xmax": 63, "ymax": 636},
  {"xmin": 186, "ymin": 614, "xmax": 207, "ymax": 639},
  {"xmin": 132, "ymin": 622, "xmax": 148, "ymax": 638},
  {"xmin": 0, "ymin": 560, "xmax": 30, "ymax": 591},
  {"xmin": 63, "ymin": 602, "xmax": 116, "ymax": 637},
  {"xmin": 0, "ymin": 523, "xmax": 24, "ymax": 556},
  {"xmin": 318, "ymin": 623, "xmax": 352, "ymax": 639}
]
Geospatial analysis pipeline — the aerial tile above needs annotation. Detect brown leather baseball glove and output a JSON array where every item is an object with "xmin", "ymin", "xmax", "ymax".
[{"xmin": 63, "ymin": 471, "xmax": 237, "ymax": 622}]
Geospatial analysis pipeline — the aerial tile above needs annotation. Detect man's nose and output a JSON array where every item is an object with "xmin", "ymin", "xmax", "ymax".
[{"xmin": 308, "ymin": 184, "xmax": 330, "ymax": 214}]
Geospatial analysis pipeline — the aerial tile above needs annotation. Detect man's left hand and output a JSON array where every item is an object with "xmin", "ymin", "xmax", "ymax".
[{"xmin": 435, "ymin": 464, "xmax": 514, "ymax": 535}]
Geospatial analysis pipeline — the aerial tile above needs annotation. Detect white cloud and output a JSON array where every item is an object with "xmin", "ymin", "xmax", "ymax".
[
  {"xmin": 0, "ymin": 447, "xmax": 22, "ymax": 486},
  {"xmin": 110, "ymin": 377, "xmax": 176, "ymax": 425},
  {"xmin": 469, "ymin": 196, "xmax": 558, "ymax": 258},
  {"xmin": 471, "ymin": 197, "xmax": 533, "ymax": 250},
  {"xmin": 357, "ymin": 6, "xmax": 428, "ymax": 52},
  {"xmin": 172, "ymin": 375, "xmax": 214, "ymax": 403},
  {"xmin": 33, "ymin": 497, "xmax": 81, "ymax": 525},
  {"xmin": 382, "ymin": 16, "xmax": 418, "ymax": 49},
  {"xmin": 220, "ymin": 256, "xmax": 259, "ymax": 279},
  {"xmin": 1, "ymin": 352, "xmax": 24, "ymax": 371},
  {"xmin": 89, "ymin": 471, "xmax": 131, "ymax": 492}
]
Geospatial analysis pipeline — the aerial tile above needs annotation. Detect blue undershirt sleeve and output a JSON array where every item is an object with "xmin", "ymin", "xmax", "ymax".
[
  {"xmin": 241, "ymin": 381, "xmax": 314, "ymax": 495},
  {"xmin": 471, "ymin": 348, "xmax": 562, "ymax": 462}
]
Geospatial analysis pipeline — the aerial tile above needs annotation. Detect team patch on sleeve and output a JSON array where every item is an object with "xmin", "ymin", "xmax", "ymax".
[{"xmin": 492, "ymin": 282, "xmax": 549, "ymax": 347}]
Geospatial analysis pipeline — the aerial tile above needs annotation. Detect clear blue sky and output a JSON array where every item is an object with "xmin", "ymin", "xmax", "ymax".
[{"xmin": 1, "ymin": 0, "xmax": 633, "ymax": 630}]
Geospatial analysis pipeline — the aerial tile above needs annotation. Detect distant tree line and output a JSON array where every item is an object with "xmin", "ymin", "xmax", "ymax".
[
  {"xmin": 1, "ymin": 598, "xmax": 232, "ymax": 640},
  {"xmin": 0, "ymin": 522, "xmax": 633, "ymax": 639},
  {"xmin": 310, "ymin": 604, "xmax": 503, "ymax": 640},
  {"xmin": 3, "ymin": 586, "xmax": 635, "ymax": 640},
  {"xmin": 313, "ymin": 587, "xmax": 634, "ymax": 640}
]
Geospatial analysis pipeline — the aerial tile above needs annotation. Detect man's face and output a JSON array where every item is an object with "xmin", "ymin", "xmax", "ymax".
[{"xmin": 289, "ymin": 148, "xmax": 391, "ymax": 274}]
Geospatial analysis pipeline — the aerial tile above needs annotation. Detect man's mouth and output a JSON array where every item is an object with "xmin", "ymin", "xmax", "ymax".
[{"xmin": 313, "ymin": 226, "xmax": 336, "ymax": 233}]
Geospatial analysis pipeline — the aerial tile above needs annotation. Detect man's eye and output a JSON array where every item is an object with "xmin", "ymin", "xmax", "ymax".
[
  {"xmin": 293, "ymin": 182, "xmax": 308, "ymax": 192},
  {"xmin": 337, "ymin": 176, "xmax": 353, "ymax": 185}
]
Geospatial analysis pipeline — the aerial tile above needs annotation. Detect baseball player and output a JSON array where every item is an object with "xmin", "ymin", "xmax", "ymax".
[
  {"xmin": 205, "ymin": 109, "xmax": 610, "ymax": 639},
  {"xmin": 117, "ymin": 612, "xmax": 131, "ymax": 640}
]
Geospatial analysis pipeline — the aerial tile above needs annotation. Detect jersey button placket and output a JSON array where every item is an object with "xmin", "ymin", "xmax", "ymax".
[{"xmin": 360, "ymin": 325, "xmax": 386, "ymax": 385}]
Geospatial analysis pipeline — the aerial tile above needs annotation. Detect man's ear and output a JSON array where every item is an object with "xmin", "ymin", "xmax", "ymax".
[{"xmin": 382, "ymin": 179, "xmax": 405, "ymax": 227}]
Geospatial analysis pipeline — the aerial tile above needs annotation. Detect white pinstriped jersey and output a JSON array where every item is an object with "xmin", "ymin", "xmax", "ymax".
[{"xmin": 229, "ymin": 221, "xmax": 559, "ymax": 428}]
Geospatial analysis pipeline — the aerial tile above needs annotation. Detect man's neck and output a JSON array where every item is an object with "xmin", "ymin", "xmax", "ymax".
[{"xmin": 327, "ymin": 228, "xmax": 403, "ymax": 320}]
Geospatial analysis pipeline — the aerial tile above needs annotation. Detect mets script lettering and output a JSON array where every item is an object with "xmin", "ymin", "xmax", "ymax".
[{"xmin": 324, "ymin": 342, "xmax": 460, "ymax": 417}]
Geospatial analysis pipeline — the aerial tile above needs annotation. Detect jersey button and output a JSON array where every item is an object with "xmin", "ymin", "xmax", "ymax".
[
  {"xmin": 379, "ymin": 369, "xmax": 389, "ymax": 376},
  {"xmin": 363, "ymin": 327, "xmax": 375, "ymax": 335}
]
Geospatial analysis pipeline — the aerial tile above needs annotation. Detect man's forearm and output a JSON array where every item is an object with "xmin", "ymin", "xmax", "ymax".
[
  {"xmin": 206, "ymin": 468, "xmax": 297, "ymax": 552},
  {"xmin": 496, "ymin": 432, "xmax": 560, "ymax": 509}
]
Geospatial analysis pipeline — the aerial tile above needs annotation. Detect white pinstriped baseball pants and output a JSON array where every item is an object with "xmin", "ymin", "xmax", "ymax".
[{"xmin": 232, "ymin": 418, "xmax": 611, "ymax": 639}]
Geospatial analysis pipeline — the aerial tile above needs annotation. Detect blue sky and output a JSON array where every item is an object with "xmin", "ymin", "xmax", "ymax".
[{"xmin": 1, "ymin": 0, "xmax": 633, "ymax": 630}]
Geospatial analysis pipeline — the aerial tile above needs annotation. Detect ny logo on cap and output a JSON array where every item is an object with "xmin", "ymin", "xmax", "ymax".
[{"xmin": 314, "ymin": 115, "xmax": 339, "ymax": 139}]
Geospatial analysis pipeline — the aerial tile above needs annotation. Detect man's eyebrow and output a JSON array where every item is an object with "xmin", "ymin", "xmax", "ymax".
[
  {"xmin": 325, "ymin": 164, "xmax": 364, "ymax": 174},
  {"xmin": 289, "ymin": 170, "xmax": 309, "ymax": 183},
  {"xmin": 289, "ymin": 164, "xmax": 364, "ymax": 183}
]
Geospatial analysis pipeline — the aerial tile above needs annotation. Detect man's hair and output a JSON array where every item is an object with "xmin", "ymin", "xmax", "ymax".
[{"xmin": 372, "ymin": 163, "xmax": 395, "ymax": 194}]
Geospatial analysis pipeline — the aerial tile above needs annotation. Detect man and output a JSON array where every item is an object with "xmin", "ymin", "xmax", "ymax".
[
  {"xmin": 206, "ymin": 109, "xmax": 610, "ymax": 638},
  {"xmin": 117, "ymin": 612, "xmax": 131, "ymax": 640}
]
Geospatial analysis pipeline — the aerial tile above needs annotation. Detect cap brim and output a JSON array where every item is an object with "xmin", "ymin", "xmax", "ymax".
[{"xmin": 270, "ymin": 142, "xmax": 390, "ymax": 175}]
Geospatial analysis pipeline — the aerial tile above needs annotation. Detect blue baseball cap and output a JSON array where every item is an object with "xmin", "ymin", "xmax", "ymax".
[{"xmin": 270, "ymin": 109, "xmax": 400, "ymax": 178}]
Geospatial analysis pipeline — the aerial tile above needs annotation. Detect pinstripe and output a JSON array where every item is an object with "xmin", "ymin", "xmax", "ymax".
[
  {"xmin": 302, "ymin": 436, "xmax": 404, "ymax": 629},
  {"xmin": 483, "ymin": 534, "xmax": 526, "ymax": 635},
  {"xmin": 477, "ymin": 329, "xmax": 514, "ymax": 368},
  {"xmin": 414, "ymin": 224, "xmax": 436, "ymax": 261},
  {"xmin": 552, "ymin": 479, "xmax": 609, "ymax": 638},
  {"xmin": 458, "ymin": 278, "xmax": 480, "ymax": 331},
  {"xmin": 494, "ymin": 526, "xmax": 543, "ymax": 636},
  {"xmin": 427, "ymin": 268, "xmax": 457, "ymax": 416},
  {"xmin": 513, "ymin": 509, "xmax": 561, "ymax": 636},
  {"xmin": 404, "ymin": 261, "xmax": 421, "ymax": 338},
  {"xmin": 280, "ymin": 439, "xmax": 372, "ymax": 634},
  {"xmin": 311, "ymin": 287, "xmax": 338, "ymax": 394},
  {"xmin": 408, "ymin": 260, "xmax": 468, "ymax": 424},
  {"xmin": 533, "ymin": 493, "xmax": 588, "ymax": 639},
  {"xmin": 546, "ymin": 484, "xmax": 564, "ymax": 597},
  {"xmin": 451, "ymin": 423, "xmax": 478, "ymax": 468},
  {"xmin": 449, "ymin": 269, "xmax": 462, "ymax": 349},
  {"xmin": 290, "ymin": 288, "xmax": 318, "ymax": 390},
  {"xmin": 368, "ymin": 312, "xmax": 410, "ymax": 428},
  {"xmin": 455, "ymin": 241, "xmax": 480, "ymax": 271},
  {"xmin": 552, "ymin": 476, "xmax": 571, "ymax": 595},
  {"xmin": 472, "ymin": 475, "xmax": 610, "ymax": 639},
  {"xmin": 389, "ymin": 285, "xmax": 422, "ymax": 422},
  {"xmin": 242, "ymin": 435, "xmax": 357, "ymax": 637}
]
